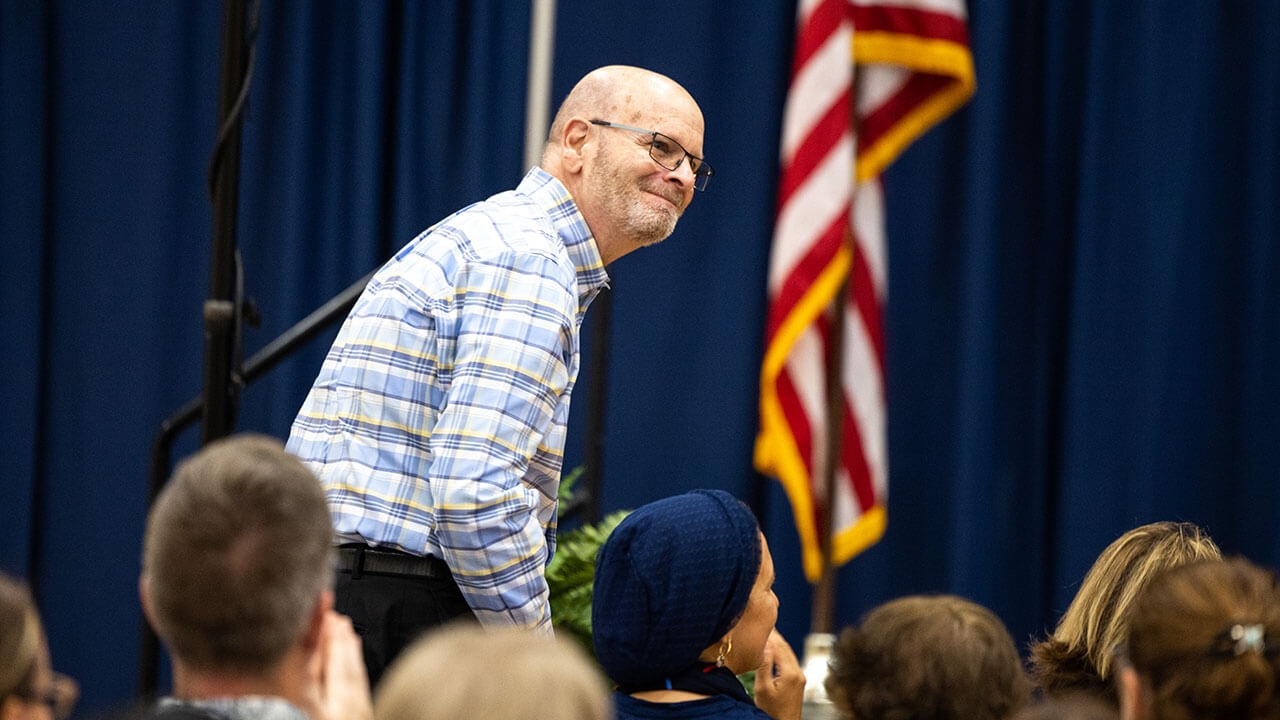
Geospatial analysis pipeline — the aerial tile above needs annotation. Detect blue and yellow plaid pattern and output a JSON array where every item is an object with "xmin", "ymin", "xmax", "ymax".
[{"xmin": 287, "ymin": 168, "xmax": 608, "ymax": 632}]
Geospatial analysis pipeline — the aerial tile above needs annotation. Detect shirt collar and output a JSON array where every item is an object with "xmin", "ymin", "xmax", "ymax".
[
  {"xmin": 515, "ymin": 167, "xmax": 610, "ymax": 309},
  {"xmin": 158, "ymin": 695, "xmax": 310, "ymax": 720}
]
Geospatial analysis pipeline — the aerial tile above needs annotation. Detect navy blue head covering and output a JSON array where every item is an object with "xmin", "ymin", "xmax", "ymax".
[{"xmin": 591, "ymin": 489, "xmax": 763, "ymax": 687}]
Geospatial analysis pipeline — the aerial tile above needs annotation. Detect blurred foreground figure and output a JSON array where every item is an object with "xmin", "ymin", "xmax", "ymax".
[
  {"xmin": 140, "ymin": 434, "xmax": 371, "ymax": 720},
  {"xmin": 1119, "ymin": 557, "xmax": 1280, "ymax": 720},
  {"xmin": 1029, "ymin": 521, "xmax": 1219, "ymax": 705},
  {"xmin": 374, "ymin": 623, "xmax": 608, "ymax": 720},
  {"xmin": 826, "ymin": 595, "xmax": 1030, "ymax": 720},
  {"xmin": 1013, "ymin": 694, "xmax": 1118, "ymax": 720},
  {"xmin": 0, "ymin": 572, "xmax": 77, "ymax": 720}
]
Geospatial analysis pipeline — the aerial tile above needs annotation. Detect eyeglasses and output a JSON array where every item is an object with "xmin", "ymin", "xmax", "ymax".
[{"xmin": 590, "ymin": 120, "xmax": 714, "ymax": 191}]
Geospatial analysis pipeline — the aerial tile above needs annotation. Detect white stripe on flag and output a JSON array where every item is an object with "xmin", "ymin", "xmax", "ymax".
[
  {"xmin": 769, "ymin": 135, "xmax": 855, "ymax": 293},
  {"xmin": 781, "ymin": 27, "xmax": 853, "ymax": 163}
]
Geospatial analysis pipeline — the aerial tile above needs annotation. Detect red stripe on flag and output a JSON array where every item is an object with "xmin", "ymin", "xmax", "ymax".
[
  {"xmin": 848, "ymin": 243, "xmax": 886, "ymax": 373},
  {"xmin": 858, "ymin": 72, "xmax": 952, "ymax": 156},
  {"xmin": 791, "ymin": 0, "xmax": 851, "ymax": 81},
  {"xmin": 776, "ymin": 368, "xmax": 816, "ymax": 479},
  {"xmin": 777, "ymin": 87, "xmax": 852, "ymax": 209},
  {"xmin": 812, "ymin": 312, "xmax": 877, "ymax": 516},
  {"xmin": 840, "ymin": 398, "xmax": 878, "ymax": 514},
  {"xmin": 851, "ymin": 4, "xmax": 969, "ymax": 44},
  {"xmin": 765, "ymin": 210, "xmax": 851, "ymax": 340}
]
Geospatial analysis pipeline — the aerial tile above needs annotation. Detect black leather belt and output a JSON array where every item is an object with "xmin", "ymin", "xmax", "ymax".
[{"xmin": 335, "ymin": 544, "xmax": 450, "ymax": 580}]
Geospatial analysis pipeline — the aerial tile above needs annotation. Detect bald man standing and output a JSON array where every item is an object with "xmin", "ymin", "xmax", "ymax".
[{"xmin": 287, "ymin": 66, "xmax": 712, "ymax": 682}]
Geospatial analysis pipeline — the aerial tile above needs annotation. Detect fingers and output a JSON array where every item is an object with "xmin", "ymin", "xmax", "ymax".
[
  {"xmin": 767, "ymin": 629, "xmax": 801, "ymax": 672},
  {"xmin": 766, "ymin": 630, "xmax": 805, "ymax": 691},
  {"xmin": 753, "ymin": 630, "xmax": 806, "ymax": 720},
  {"xmin": 316, "ymin": 611, "xmax": 373, "ymax": 720},
  {"xmin": 760, "ymin": 635, "xmax": 778, "ymax": 678}
]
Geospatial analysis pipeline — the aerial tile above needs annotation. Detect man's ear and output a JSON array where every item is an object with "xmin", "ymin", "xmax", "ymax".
[
  {"xmin": 139, "ymin": 574, "xmax": 157, "ymax": 631},
  {"xmin": 559, "ymin": 117, "xmax": 592, "ymax": 174},
  {"xmin": 300, "ymin": 590, "xmax": 334, "ymax": 654}
]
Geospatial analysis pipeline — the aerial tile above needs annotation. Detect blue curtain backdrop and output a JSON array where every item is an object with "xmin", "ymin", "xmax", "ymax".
[{"xmin": 3, "ymin": 0, "xmax": 1279, "ymax": 713}]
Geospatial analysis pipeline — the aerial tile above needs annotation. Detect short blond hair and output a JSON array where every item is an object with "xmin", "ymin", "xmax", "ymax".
[
  {"xmin": 142, "ymin": 434, "xmax": 333, "ymax": 673},
  {"xmin": 1029, "ymin": 522, "xmax": 1220, "ymax": 701},
  {"xmin": 375, "ymin": 624, "xmax": 609, "ymax": 720}
]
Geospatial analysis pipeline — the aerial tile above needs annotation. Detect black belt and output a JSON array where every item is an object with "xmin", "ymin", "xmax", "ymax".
[{"xmin": 335, "ymin": 544, "xmax": 451, "ymax": 580}]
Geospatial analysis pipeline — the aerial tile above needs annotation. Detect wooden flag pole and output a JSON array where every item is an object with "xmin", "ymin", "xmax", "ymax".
[
  {"xmin": 811, "ymin": 267, "xmax": 850, "ymax": 634},
  {"xmin": 811, "ymin": 60, "xmax": 862, "ymax": 633}
]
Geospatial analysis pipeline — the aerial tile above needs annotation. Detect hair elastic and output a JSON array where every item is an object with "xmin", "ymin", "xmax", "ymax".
[{"xmin": 1229, "ymin": 624, "xmax": 1266, "ymax": 656}]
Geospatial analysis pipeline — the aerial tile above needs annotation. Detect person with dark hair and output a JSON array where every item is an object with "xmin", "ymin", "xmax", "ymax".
[
  {"xmin": 286, "ymin": 64, "xmax": 713, "ymax": 683},
  {"xmin": 1029, "ymin": 521, "xmax": 1220, "ymax": 704},
  {"xmin": 140, "ymin": 434, "xmax": 371, "ymax": 720},
  {"xmin": 1013, "ymin": 694, "xmax": 1118, "ymax": 720},
  {"xmin": 591, "ymin": 490, "xmax": 805, "ymax": 720},
  {"xmin": 0, "ymin": 572, "xmax": 76, "ymax": 720},
  {"xmin": 1117, "ymin": 557, "xmax": 1280, "ymax": 720},
  {"xmin": 825, "ymin": 595, "xmax": 1030, "ymax": 720}
]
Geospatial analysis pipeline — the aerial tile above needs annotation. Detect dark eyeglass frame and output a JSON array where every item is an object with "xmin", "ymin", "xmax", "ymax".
[{"xmin": 589, "ymin": 119, "xmax": 714, "ymax": 191}]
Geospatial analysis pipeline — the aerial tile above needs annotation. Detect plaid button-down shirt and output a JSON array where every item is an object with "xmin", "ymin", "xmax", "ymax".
[{"xmin": 287, "ymin": 168, "xmax": 609, "ymax": 632}]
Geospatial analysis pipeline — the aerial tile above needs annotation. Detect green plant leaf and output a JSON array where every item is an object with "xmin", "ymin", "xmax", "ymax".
[{"xmin": 548, "ymin": 509, "xmax": 630, "ymax": 658}]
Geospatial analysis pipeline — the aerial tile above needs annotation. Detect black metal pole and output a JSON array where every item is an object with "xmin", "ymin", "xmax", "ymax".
[
  {"xmin": 141, "ymin": 0, "xmax": 252, "ymax": 698},
  {"xmin": 137, "ymin": 396, "xmax": 202, "ymax": 700},
  {"xmin": 139, "ymin": 269, "xmax": 372, "ymax": 698},
  {"xmin": 582, "ymin": 286, "xmax": 613, "ymax": 525},
  {"xmin": 202, "ymin": 0, "xmax": 249, "ymax": 444}
]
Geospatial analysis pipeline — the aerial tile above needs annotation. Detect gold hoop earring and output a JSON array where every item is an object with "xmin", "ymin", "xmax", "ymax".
[{"xmin": 716, "ymin": 639, "xmax": 733, "ymax": 668}]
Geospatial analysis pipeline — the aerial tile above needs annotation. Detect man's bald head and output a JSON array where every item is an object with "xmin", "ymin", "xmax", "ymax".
[
  {"xmin": 540, "ymin": 65, "xmax": 705, "ymax": 264},
  {"xmin": 543, "ymin": 66, "xmax": 702, "ymax": 163}
]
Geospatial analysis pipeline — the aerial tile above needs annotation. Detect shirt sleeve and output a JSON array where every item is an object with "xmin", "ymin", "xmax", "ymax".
[{"xmin": 428, "ymin": 250, "xmax": 576, "ymax": 633}]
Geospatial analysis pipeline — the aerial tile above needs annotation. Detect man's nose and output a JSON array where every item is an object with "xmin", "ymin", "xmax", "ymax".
[{"xmin": 667, "ymin": 157, "xmax": 697, "ymax": 188}]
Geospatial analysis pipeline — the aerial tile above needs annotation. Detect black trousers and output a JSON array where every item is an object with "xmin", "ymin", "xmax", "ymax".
[{"xmin": 333, "ymin": 560, "xmax": 476, "ymax": 686}]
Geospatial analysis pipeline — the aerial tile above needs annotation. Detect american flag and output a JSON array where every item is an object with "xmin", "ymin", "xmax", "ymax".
[{"xmin": 755, "ymin": 0, "xmax": 975, "ymax": 581}]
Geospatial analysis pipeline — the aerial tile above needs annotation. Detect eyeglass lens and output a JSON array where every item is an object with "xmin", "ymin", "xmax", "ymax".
[{"xmin": 648, "ymin": 132, "xmax": 712, "ymax": 190}]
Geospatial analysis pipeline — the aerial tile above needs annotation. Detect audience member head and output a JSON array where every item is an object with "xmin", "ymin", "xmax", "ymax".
[
  {"xmin": 1013, "ymin": 694, "xmax": 1119, "ymax": 720},
  {"xmin": 140, "ymin": 434, "xmax": 334, "ymax": 677},
  {"xmin": 1119, "ymin": 557, "xmax": 1280, "ymax": 720},
  {"xmin": 374, "ymin": 623, "xmax": 608, "ymax": 720},
  {"xmin": 1030, "ymin": 521, "xmax": 1220, "ymax": 702},
  {"xmin": 826, "ymin": 595, "xmax": 1030, "ymax": 720},
  {"xmin": 592, "ymin": 489, "xmax": 774, "ymax": 685},
  {"xmin": 0, "ymin": 573, "xmax": 75, "ymax": 720}
]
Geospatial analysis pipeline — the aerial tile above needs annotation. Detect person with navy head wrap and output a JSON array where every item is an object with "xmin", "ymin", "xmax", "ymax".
[{"xmin": 592, "ymin": 489, "xmax": 805, "ymax": 720}]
